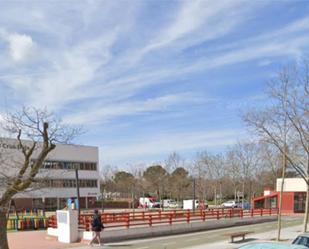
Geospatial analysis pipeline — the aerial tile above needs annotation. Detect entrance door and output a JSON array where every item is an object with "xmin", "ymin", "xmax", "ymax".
[{"xmin": 294, "ymin": 193, "xmax": 306, "ymax": 213}]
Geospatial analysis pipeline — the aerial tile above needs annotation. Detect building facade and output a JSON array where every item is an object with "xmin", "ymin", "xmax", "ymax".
[
  {"xmin": 252, "ymin": 178, "xmax": 306, "ymax": 213},
  {"xmin": 0, "ymin": 137, "xmax": 100, "ymax": 210}
]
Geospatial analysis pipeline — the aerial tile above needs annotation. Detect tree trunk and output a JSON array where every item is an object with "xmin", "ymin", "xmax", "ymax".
[
  {"xmin": 277, "ymin": 148, "xmax": 287, "ymax": 241},
  {"xmin": 242, "ymin": 181, "xmax": 245, "ymax": 208},
  {"xmin": 219, "ymin": 182, "xmax": 222, "ymax": 204},
  {"xmin": 214, "ymin": 188, "xmax": 217, "ymax": 206},
  {"xmin": 0, "ymin": 210, "xmax": 9, "ymax": 249},
  {"xmin": 303, "ymin": 182, "xmax": 309, "ymax": 232},
  {"xmin": 234, "ymin": 187, "xmax": 237, "ymax": 202},
  {"xmin": 303, "ymin": 154, "xmax": 309, "ymax": 233}
]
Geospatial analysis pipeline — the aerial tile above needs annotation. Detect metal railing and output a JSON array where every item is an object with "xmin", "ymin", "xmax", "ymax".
[{"xmin": 48, "ymin": 208, "xmax": 278, "ymax": 231}]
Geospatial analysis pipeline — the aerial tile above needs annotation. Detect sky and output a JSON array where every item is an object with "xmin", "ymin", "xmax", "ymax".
[{"xmin": 0, "ymin": 0, "xmax": 309, "ymax": 169}]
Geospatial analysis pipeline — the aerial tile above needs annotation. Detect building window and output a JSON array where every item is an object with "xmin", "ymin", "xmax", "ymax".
[
  {"xmin": 37, "ymin": 160, "xmax": 97, "ymax": 171},
  {"xmin": 45, "ymin": 179, "xmax": 97, "ymax": 188}
]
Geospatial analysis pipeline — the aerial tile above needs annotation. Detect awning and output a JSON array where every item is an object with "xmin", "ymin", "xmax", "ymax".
[{"xmin": 253, "ymin": 192, "xmax": 278, "ymax": 202}]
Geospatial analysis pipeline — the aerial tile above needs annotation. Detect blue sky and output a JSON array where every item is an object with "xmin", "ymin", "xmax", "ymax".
[{"xmin": 0, "ymin": 0, "xmax": 309, "ymax": 169}]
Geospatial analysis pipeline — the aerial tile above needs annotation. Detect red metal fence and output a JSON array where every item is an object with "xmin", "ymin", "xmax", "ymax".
[{"xmin": 48, "ymin": 208, "xmax": 278, "ymax": 231}]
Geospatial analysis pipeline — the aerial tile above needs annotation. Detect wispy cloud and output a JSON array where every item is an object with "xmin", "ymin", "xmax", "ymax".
[
  {"xmin": 63, "ymin": 92, "xmax": 204, "ymax": 125},
  {"xmin": 101, "ymin": 128, "xmax": 245, "ymax": 164},
  {"xmin": 0, "ymin": 1, "xmax": 309, "ymax": 166}
]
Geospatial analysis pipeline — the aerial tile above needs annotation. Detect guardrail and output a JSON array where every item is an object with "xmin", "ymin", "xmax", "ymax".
[{"xmin": 48, "ymin": 208, "xmax": 278, "ymax": 231}]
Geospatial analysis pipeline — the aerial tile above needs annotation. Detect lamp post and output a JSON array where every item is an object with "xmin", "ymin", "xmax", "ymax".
[{"xmin": 75, "ymin": 168, "xmax": 81, "ymax": 217}]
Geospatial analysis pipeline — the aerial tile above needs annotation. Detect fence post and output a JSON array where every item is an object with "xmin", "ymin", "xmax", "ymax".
[
  {"xmin": 125, "ymin": 214, "xmax": 130, "ymax": 228},
  {"xmin": 241, "ymin": 209, "xmax": 243, "ymax": 218},
  {"xmin": 186, "ymin": 210, "xmax": 190, "ymax": 223},
  {"xmin": 202, "ymin": 210, "xmax": 206, "ymax": 222},
  {"xmin": 149, "ymin": 215, "xmax": 152, "ymax": 227},
  {"xmin": 216, "ymin": 210, "xmax": 219, "ymax": 220},
  {"xmin": 229, "ymin": 209, "xmax": 232, "ymax": 219},
  {"xmin": 142, "ymin": 211, "xmax": 145, "ymax": 221},
  {"xmin": 251, "ymin": 209, "xmax": 254, "ymax": 217},
  {"xmin": 261, "ymin": 209, "xmax": 263, "ymax": 216},
  {"xmin": 158, "ymin": 210, "xmax": 161, "ymax": 220},
  {"xmin": 269, "ymin": 208, "xmax": 272, "ymax": 216},
  {"xmin": 88, "ymin": 216, "xmax": 92, "ymax": 231},
  {"xmin": 169, "ymin": 214, "xmax": 172, "ymax": 225}
]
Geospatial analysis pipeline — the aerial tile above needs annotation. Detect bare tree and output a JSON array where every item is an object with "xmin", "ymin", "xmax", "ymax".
[
  {"xmin": 244, "ymin": 61, "xmax": 309, "ymax": 239},
  {"xmin": 283, "ymin": 61, "xmax": 309, "ymax": 232},
  {"xmin": 192, "ymin": 152, "xmax": 210, "ymax": 203},
  {"xmin": 0, "ymin": 107, "xmax": 79, "ymax": 249},
  {"xmin": 259, "ymin": 142, "xmax": 281, "ymax": 190},
  {"xmin": 231, "ymin": 141, "xmax": 260, "ymax": 206},
  {"xmin": 195, "ymin": 152, "xmax": 226, "ymax": 205},
  {"xmin": 164, "ymin": 152, "xmax": 184, "ymax": 174},
  {"xmin": 225, "ymin": 148, "xmax": 242, "ymax": 201}
]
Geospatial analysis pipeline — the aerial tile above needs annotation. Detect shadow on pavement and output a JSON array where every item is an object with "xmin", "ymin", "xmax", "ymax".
[
  {"xmin": 231, "ymin": 238, "xmax": 258, "ymax": 244},
  {"xmin": 106, "ymin": 244, "xmax": 132, "ymax": 247}
]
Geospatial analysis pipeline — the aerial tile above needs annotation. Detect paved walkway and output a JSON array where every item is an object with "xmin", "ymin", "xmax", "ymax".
[{"xmin": 8, "ymin": 230, "xmax": 87, "ymax": 249}]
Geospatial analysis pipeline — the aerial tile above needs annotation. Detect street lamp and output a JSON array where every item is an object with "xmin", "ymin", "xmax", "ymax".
[{"xmin": 75, "ymin": 168, "xmax": 81, "ymax": 217}]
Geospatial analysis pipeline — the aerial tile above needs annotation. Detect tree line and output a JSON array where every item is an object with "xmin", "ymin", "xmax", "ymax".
[{"xmin": 100, "ymin": 142, "xmax": 285, "ymax": 204}]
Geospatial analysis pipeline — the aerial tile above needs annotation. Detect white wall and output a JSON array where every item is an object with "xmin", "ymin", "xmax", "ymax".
[{"xmin": 276, "ymin": 178, "xmax": 307, "ymax": 192}]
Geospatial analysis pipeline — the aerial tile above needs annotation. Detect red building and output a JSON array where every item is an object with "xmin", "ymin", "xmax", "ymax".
[{"xmin": 252, "ymin": 178, "xmax": 306, "ymax": 214}]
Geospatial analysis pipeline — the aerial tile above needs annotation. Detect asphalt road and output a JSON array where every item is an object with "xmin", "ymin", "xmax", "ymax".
[{"xmin": 75, "ymin": 216, "xmax": 303, "ymax": 249}]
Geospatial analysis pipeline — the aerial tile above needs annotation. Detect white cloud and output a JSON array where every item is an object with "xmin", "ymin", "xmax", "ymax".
[{"xmin": 7, "ymin": 33, "xmax": 36, "ymax": 62}]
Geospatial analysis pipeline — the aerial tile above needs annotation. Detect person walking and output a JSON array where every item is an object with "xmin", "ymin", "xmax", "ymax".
[{"xmin": 89, "ymin": 209, "xmax": 104, "ymax": 246}]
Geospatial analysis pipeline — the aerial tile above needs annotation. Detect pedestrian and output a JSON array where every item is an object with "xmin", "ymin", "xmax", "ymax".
[{"xmin": 89, "ymin": 209, "xmax": 104, "ymax": 246}]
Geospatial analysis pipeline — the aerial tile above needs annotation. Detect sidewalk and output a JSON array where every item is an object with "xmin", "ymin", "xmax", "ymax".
[
  {"xmin": 8, "ymin": 230, "xmax": 86, "ymax": 249},
  {"xmin": 186, "ymin": 223, "xmax": 303, "ymax": 249}
]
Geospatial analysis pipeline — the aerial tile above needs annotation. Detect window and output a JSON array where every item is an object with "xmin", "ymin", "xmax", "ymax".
[
  {"xmin": 38, "ymin": 160, "xmax": 97, "ymax": 171},
  {"xmin": 43, "ymin": 179, "xmax": 97, "ymax": 188}
]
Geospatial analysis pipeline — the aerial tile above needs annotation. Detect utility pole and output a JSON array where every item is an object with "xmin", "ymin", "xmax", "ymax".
[{"xmin": 75, "ymin": 168, "xmax": 81, "ymax": 217}]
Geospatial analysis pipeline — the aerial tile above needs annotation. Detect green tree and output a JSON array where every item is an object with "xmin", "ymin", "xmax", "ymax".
[
  {"xmin": 113, "ymin": 171, "xmax": 135, "ymax": 197},
  {"xmin": 143, "ymin": 165, "xmax": 168, "ymax": 199},
  {"xmin": 170, "ymin": 167, "xmax": 190, "ymax": 201}
]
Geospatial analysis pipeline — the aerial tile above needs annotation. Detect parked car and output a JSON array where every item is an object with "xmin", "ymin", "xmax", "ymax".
[
  {"xmin": 238, "ymin": 242, "xmax": 308, "ymax": 249},
  {"xmin": 221, "ymin": 200, "xmax": 239, "ymax": 208},
  {"xmin": 292, "ymin": 233, "xmax": 309, "ymax": 248},
  {"xmin": 162, "ymin": 199, "xmax": 179, "ymax": 208}
]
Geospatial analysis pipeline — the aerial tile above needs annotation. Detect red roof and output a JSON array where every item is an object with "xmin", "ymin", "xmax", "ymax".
[{"xmin": 253, "ymin": 192, "xmax": 278, "ymax": 202}]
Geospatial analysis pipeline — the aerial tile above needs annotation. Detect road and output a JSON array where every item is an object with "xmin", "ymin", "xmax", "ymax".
[{"xmin": 74, "ymin": 216, "xmax": 303, "ymax": 249}]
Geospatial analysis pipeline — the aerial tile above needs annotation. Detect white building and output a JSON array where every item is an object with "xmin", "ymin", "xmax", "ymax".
[{"xmin": 0, "ymin": 137, "xmax": 100, "ymax": 210}]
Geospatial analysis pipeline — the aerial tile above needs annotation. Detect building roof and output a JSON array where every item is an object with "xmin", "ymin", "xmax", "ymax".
[{"xmin": 253, "ymin": 192, "xmax": 278, "ymax": 202}]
